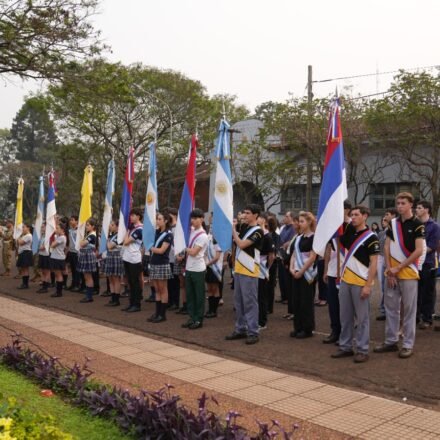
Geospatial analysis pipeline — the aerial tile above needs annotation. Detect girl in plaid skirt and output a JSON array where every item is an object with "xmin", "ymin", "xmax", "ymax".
[
  {"xmin": 77, "ymin": 218, "xmax": 98, "ymax": 303},
  {"xmin": 147, "ymin": 212, "xmax": 173, "ymax": 323},
  {"xmin": 104, "ymin": 220, "xmax": 124, "ymax": 307},
  {"xmin": 49, "ymin": 222, "xmax": 68, "ymax": 298}
]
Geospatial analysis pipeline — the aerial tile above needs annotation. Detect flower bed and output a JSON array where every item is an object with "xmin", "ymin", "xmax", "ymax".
[{"xmin": 0, "ymin": 336, "xmax": 296, "ymax": 439}]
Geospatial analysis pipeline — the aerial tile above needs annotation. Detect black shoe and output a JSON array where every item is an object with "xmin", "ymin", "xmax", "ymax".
[
  {"xmin": 245, "ymin": 335, "xmax": 259, "ymax": 345},
  {"xmin": 322, "ymin": 334, "xmax": 339, "ymax": 344},
  {"xmin": 147, "ymin": 313, "xmax": 158, "ymax": 322},
  {"xmin": 204, "ymin": 311, "xmax": 217, "ymax": 318},
  {"xmin": 376, "ymin": 315, "xmax": 386, "ymax": 321},
  {"xmin": 80, "ymin": 298, "xmax": 93, "ymax": 303},
  {"xmin": 151, "ymin": 315, "xmax": 166, "ymax": 323},
  {"xmin": 17, "ymin": 284, "xmax": 29, "ymax": 290},
  {"xmin": 225, "ymin": 332, "xmax": 247, "ymax": 341},
  {"xmin": 121, "ymin": 305, "xmax": 133, "ymax": 311},
  {"xmin": 373, "ymin": 343, "xmax": 399, "ymax": 353},
  {"xmin": 105, "ymin": 300, "xmax": 120, "ymax": 307},
  {"xmin": 100, "ymin": 291, "xmax": 112, "ymax": 297},
  {"xmin": 50, "ymin": 292, "xmax": 62, "ymax": 298},
  {"xmin": 168, "ymin": 304, "xmax": 179, "ymax": 311},
  {"xmin": 181, "ymin": 320, "xmax": 194, "ymax": 328},
  {"xmin": 125, "ymin": 306, "xmax": 141, "ymax": 313},
  {"xmin": 36, "ymin": 288, "xmax": 48, "ymax": 294},
  {"xmin": 296, "ymin": 331, "xmax": 313, "ymax": 339},
  {"xmin": 331, "ymin": 349, "xmax": 354, "ymax": 358},
  {"xmin": 189, "ymin": 321, "xmax": 202, "ymax": 329}
]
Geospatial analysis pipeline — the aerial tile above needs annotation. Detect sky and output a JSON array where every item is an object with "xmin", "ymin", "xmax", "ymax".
[{"xmin": 1, "ymin": 0, "xmax": 439, "ymax": 128}]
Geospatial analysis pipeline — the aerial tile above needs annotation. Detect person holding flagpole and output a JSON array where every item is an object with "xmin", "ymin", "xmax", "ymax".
[
  {"xmin": 77, "ymin": 218, "xmax": 98, "ymax": 303},
  {"xmin": 147, "ymin": 212, "xmax": 173, "ymax": 323},
  {"xmin": 16, "ymin": 223, "xmax": 33, "ymax": 290},
  {"xmin": 103, "ymin": 220, "xmax": 124, "ymax": 307},
  {"xmin": 121, "ymin": 208, "xmax": 144, "ymax": 313},
  {"xmin": 331, "ymin": 206, "xmax": 379, "ymax": 363}
]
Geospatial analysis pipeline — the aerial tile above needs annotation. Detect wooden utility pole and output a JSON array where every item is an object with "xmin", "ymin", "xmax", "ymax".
[{"xmin": 306, "ymin": 65, "xmax": 313, "ymax": 211}]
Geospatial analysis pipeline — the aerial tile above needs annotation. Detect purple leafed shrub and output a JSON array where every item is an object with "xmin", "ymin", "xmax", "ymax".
[{"xmin": 0, "ymin": 336, "xmax": 298, "ymax": 439}]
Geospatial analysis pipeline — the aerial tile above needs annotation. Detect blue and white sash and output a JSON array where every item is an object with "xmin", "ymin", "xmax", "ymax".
[
  {"xmin": 294, "ymin": 234, "xmax": 317, "ymax": 284},
  {"xmin": 207, "ymin": 237, "xmax": 223, "ymax": 282},
  {"xmin": 154, "ymin": 230, "xmax": 170, "ymax": 248}
]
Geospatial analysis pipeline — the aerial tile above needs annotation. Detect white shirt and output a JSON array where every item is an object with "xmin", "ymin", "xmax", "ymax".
[
  {"xmin": 50, "ymin": 235, "xmax": 67, "ymax": 260},
  {"xmin": 185, "ymin": 228, "xmax": 208, "ymax": 272},
  {"xmin": 18, "ymin": 233, "xmax": 32, "ymax": 253},
  {"xmin": 122, "ymin": 225, "xmax": 143, "ymax": 264}
]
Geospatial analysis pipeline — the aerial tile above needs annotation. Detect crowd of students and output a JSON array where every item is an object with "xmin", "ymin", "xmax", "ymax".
[{"xmin": 4, "ymin": 191, "xmax": 439, "ymax": 358}]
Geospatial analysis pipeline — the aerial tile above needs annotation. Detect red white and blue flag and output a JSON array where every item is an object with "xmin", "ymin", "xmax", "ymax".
[
  {"xmin": 117, "ymin": 147, "xmax": 135, "ymax": 243},
  {"xmin": 313, "ymin": 98, "xmax": 348, "ymax": 257},
  {"xmin": 174, "ymin": 134, "xmax": 198, "ymax": 254}
]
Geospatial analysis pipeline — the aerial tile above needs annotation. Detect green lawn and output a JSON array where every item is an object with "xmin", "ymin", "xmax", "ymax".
[{"xmin": 0, "ymin": 364, "xmax": 133, "ymax": 440}]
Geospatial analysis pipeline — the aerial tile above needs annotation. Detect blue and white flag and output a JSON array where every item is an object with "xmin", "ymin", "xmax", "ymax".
[
  {"xmin": 99, "ymin": 159, "xmax": 115, "ymax": 256},
  {"xmin": 313, "ymin": 98, "xmax": 348, "ymax": 257},
  {"xmin": 143, "ymin": 142, "xmax": 158, "ymax": 250},
  {"xmin": 44, "ymin": 171, "xmax": 57, "ymax": 253},
  {"xmin": 212, "ymin": 119, "xmax": 233, "ymax": 252},
  {"xmin": 117, "ymin": 147, "xmax": 135, "ymax": 244},
  {"xmin": 32, "ymin": 175, "xmax": 45, "ymax": 255}
]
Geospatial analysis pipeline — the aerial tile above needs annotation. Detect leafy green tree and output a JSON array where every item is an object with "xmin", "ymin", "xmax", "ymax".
[
  {"xmin": 366, "ymin": 71, "xmax": 440, "ymax": 216},
  {"xmin": 0, "ymin": 0, "xmax": 105, "ymax": 80},
  {"xmin": 10, "ymin": 95, "xmax": 59, "ymax": 162}
]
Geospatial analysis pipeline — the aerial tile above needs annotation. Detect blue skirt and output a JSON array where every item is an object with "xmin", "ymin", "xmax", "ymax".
[
  {"xmin": 103, "ymin": 250, "xmax": 124, "ymax": 277},
  {"xmin": 77, "ymin": 248, "xmax": 98, "ymax": 273},
  {"xmin": 17, "ymin": 250, "xmax": 33, "ymax": 268}
]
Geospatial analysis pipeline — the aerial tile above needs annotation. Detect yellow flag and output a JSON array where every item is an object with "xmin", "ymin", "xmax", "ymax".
[
  {"xmin": 13, "ymin": 178, "xmax": 24, "ymax": 239},
  {"xmin": 75, "ymin": 165, "xmax": 94, "ymax": 250}
]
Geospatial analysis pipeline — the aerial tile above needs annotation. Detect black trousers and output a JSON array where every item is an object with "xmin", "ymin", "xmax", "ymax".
[
  {"xmin": 317, "ymin": 258, "xmax": 328, "ymax": 301},
  {"xmin": 278, "ymin": 263, "xmax": 289, "ymax": 301},
  {"xmin": 326, "ymin": 276, "xmax": 341, "ymax": 336},
  {"xmin": 267, "ymin": 261, "xmax": 277, "ymax": 313},
  {"xmin": 292, "ymin": 276, "xmax": 316, "ymax": 333},
  {"xmin": 418, "ymin": 264, "xmax": 436, "ymax": 323},
  {"xmin": 168, "ymin": 264, "xmax": 180, "ymax": 306},
  {"xmin": 258, "ymin": 278, "xmax": 268, "ymax": 326},
  {"xmin": 67, "ymin": 252, "xmax": 80, "ymax": 287},
  {"xmin": 124, "ymin": 261, "xmax": 143, "ymax": 307}
]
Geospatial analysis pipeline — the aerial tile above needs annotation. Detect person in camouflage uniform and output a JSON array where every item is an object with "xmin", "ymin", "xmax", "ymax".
[{"xmin": 0, "ymin": 220, "xmax": 14, "ymax": 276}]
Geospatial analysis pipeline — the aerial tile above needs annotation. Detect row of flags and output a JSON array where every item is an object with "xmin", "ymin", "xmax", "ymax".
[{"xmin": 15, "ymin": 102, "xmax": 347, "ymax": 259}]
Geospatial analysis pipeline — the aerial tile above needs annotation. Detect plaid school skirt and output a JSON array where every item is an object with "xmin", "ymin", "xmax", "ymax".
[
  {"xmin": 150, "ymin": 263, "xmax": 172, "ymax": 280},
  {"xmin": 77, "ymin": 248, "xmax": 98, "ymax": 273},
  {"xmin": 103, "ymin": 250, "xmax": 124, "ymax": 277},
  {"xmin": 172, "ymin": 260, "xmax": 185, "ymax": 276}
]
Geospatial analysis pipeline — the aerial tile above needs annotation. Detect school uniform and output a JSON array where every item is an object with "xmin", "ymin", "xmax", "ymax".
[
  {"xmin": 77, "ymin": 232, "xmax": 98, "ymax": 273},
  {"xmin": 38, "ymin": 235, "xmax": 50, "ymax": 270},
  {"xmin": 17, "ymin": 232, "xmax": 33, "ymax": 288},
  {"xmin": 168, "ymin": 225, "xmax": 181, "ymax": 308},
  {"xmin": 258, "ymin": 231, "xmax": 275, "ymax": 328},
  {"xmin": 103, "ymin": 233, "xmax": 124, "ymax": 277},
  {"xmin": 184, "ymin": 228, "xmax": 209, "ymax": 326},
  {"xmin": 338, "ymin": 227, "xmax": 379, "ymax": 354},
  {"xmin": 122, "ymin": 224, "xmax": 143, "ymax": 310},
  {"xmin": 150, "ymin": 229, "xmax": 173, "ymax": 280},
  {"xmin": 204, "ymin": 236, "xmax": 223, "ymax": 317},
  {"xmin": 290, "ymin": 234, "xmax": 317, "ymax": 337},
  {"xmin": 49, "ymin": 234, "xmax": 67, "ymax": 297},
  {"xmin": 67, "ymin": 228, "xmax": 80, "ymax": 288}
]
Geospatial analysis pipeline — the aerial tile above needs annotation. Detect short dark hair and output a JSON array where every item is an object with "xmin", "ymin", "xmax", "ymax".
[
  {"xmin": 344, "ymin": 200, "xmax": 352, "ymax": 210},
  {"xmin": 352, "ymin": 205, "xmax": 370, "ymax": 217},
  {"xmin": 69, "ymin": 215, "xmax": 78, "ymax": 222},
  {"xmin": 267, "ymin": 216, "xmax": 278, "ymax": 233},
  {"xmin": 190, "ymin": 208, "xmax": 205, "ymax": 219},
  {"xmin": 416, "ymin": 200, "xmax": 432, "ymax": 215},
  {"xmin": 244, "ymin": 204, "xmax": 261, "ymax": 216},
  {"xmin": 165, "ymin": 207, "xmax": 178, "ymax": 217},
  {"xmin": 130, "ymin": 208, "xmax": 143, "ymax": 220},
  {"xmin": 385, "ymin": 207, "xmax": 397, "ymax": 216}
]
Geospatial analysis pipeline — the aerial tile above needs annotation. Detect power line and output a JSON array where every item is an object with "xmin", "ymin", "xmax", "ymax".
[{"xmin": 313, "ymin": 64, "xmax": 440, "ymax": 84}]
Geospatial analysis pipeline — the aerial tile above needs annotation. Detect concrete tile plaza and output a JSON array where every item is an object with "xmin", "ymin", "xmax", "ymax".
[{"xmin": 0, "ymin": 295, "xmax": 438, "ymax": 439}]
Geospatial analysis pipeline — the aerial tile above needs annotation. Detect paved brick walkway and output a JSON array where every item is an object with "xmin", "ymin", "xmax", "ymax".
[{"xmin": 0, "ymin": 295, "xmax": 438, "ymax": 439}]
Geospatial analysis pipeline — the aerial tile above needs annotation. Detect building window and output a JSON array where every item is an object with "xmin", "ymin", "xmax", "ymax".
[
  {"xmin": 280, "ymin": 184, "xmax": 320, "ymax": 213},
  {"xmin": 370, "ymin": 183, "xmax": 419, "ymax": 213}
]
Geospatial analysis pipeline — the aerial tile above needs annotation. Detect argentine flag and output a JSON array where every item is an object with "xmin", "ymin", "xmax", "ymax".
[
  {"xmin": 99, "ymin": 159, "xmax": 115, "ymax": 256},
  {"xmin": 212, "ymin": 119, "xmax": 233, "ymax": 252},
  {"xmin": 44, "ymin": 171, "xmax": 57, "ymax": 253},
  {"xmin": 143, "ymin": 142, "xmax": 158, "ymax": 250},
  {"xmin": 32, "ymin": 175, "xmax": 45, "ymax": 255},
  {"xmin": 313, "ymin": 98, "xmax": 348, "ymax": 257}
]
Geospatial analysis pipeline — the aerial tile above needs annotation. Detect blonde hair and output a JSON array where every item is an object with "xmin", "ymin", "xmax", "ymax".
[{"xmin": 299, "ymin": 211, "xmax": 316, "ymax": 232}]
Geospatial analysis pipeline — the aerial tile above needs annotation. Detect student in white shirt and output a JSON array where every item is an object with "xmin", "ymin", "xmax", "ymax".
[{"xmin": 16, "ymin": 223, "xmax": 33, "ymax": 289}]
